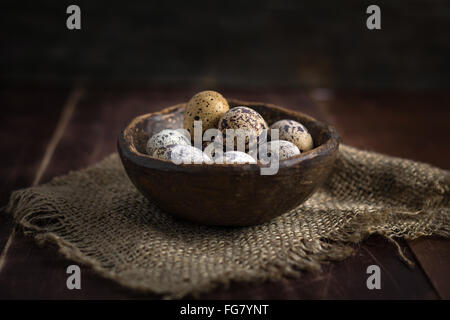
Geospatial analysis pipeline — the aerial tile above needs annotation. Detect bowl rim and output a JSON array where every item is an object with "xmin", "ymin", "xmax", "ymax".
[{"xmin": 118, "ymin": 99, "xmax": 340, "ymax": 173}]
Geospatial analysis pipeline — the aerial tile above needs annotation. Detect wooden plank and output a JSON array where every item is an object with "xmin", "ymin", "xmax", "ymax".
[
  {"xmin": 0, "ymin": 86, "xmax": 71, "ymax": 254},
  {"xmin": 408, "ymin": 237, "xmax": 450, "ymax": 299},
  {"xmin": 199, "ymin": 235, "xmax": 437, "ymax": 299},
  {"xmin": 316, "ymin": 91, "xmax": 450, "ymax": 170},
  {"xmin": 0, "ymin": 86, "xmax": 199, "ymax": 299},
  {"xmin": 313, "ymin": 90, "xmax": 450, "ymax": 299},
  {"xmin": 0, "ymin": 87, "xmax": 443, "ymax": 299}
]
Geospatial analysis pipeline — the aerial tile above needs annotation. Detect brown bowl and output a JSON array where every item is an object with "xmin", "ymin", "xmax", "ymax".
[{"xmin": 118, "ymin": 99, "xmax": 339, "ymax": 226}]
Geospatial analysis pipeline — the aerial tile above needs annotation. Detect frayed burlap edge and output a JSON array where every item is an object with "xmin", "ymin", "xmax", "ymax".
[
  {"xmin": 7, "ymin": 192, "xmax": 450, "ymax": 299},
  {"xmin": 5, "ymin": 148, "xmax": 450, "ymax": 299}
]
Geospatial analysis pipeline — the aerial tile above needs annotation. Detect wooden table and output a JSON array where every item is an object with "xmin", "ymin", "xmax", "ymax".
[{"xmin": 0, "ymin": 85, "xmax": 448, "ymax": 299}]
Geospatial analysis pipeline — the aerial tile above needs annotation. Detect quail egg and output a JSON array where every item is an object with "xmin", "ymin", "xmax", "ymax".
[
  {"xmin": 202, "ymin": 139, "xmax": 224, "ymax": 160},
  {"xmin": 218, "ymin": 106, "xmax": 268, "ymax": 151},
  {"xmin": 259, "ymin": 140, "xmax": 300, "ymax": 161},
  {"xmin": 184, "ymin": 91, "xmax": 229, "ymax": 139},
  {"xmin": 216, "ymin": 151, "xmax": 257, "ymax": 164},
  {"xmin": 146, "ymin": 129, "xmax": 191, "ymax": 155},
  {"xmin": 152, "ymin": 144, "xmax": 211, "ymax": 164},
  {"xmin": 270, "ymin": 119, "xmax": 313, "ymax": 152}
]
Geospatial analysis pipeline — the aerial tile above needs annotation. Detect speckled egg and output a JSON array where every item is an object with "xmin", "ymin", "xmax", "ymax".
[
  {"xmin": 218, "ymin": 106, "xmax": 268, "ymax": 151},
  {"xmin": 270, "ymin": 119, "xmax": 313, "ymax": 152},
  {"xmin": 152, "ymin": 144, "xmax": 211, "ymax": 164},
  {"xmin": 260, "ymin": 140, "xmax": 300, "ymax": 161},
  {"xmin": 216, "ymin": 151, "xmax": 257, "ymax": 164},
  {"xmin": 202, "ymin": 139, "xmax": 223, "ymax": 160},
  {"xmin": 146, "ymin": 129, "xmax": 191, "ymax": 155},
  {"xmin": 183, "ymin": 91, "xmax": 229, "ymax": 139}
]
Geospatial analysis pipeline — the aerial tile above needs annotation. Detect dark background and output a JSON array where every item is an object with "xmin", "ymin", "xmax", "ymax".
[
  {"xmin": 0, "ymin": 0, "xmax": 450, "ymax": 300},
  {"xmin": 2, "ymin": 0, "xmax": 450, "ymax": 90}
]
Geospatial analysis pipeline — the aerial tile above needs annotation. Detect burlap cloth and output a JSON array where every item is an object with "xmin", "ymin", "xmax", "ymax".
[{"xmin": 6, "ymin": 145, "xmax": 450, "ymax": 298}]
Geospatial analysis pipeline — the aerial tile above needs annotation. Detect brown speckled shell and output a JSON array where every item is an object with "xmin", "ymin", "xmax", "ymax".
[
  {"xmin": 262, "ymin": 140, "xmax": 300, "ymax": 161},
  {"xmin": 146, "ymin": 129, "xmax": 190, "ymax": 155},
  {"xmin": 218, "ymin": 106, "xmax": 268, "ymax": 150},
  {"xmin": 183, "ymin": 91, "xmax": 229, "ymax": 139},
  {"xmin": 219, "ymin": 106, "xmax": 268, "ymax": 133},
  {"xmin": 270, "ymin": 119, "xmax": 314, "ymax": 152}
]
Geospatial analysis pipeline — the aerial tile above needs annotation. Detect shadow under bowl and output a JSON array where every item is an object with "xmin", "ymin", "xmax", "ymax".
[{"xmin": 118, "ymin": 99, "xmax": 339, "ymax": 226}]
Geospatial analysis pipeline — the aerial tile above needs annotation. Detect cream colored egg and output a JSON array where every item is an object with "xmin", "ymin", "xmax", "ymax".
[
  {"xmin": 270, "ymin": 119, "xmax": 313, "ymax": 152},
  {"xmin": 183, "ymin": 91, "xmax": 229, "ymax": 140},
  {"xmin": 216, "ymin": 151, "xmax": 257, "ymax": 164},
  {"xmin": 152, "ymin": 144, "xmax": 211, "ymax": 164},
  {"xmin": 146, "ymin": 129, "xmax": 190, "ymax": 155},
  {"xmin": 260, "ymin": 140, "xmax": 300, "ymax": 161}
]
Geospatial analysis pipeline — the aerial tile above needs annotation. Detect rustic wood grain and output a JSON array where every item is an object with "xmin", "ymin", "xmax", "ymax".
[
  {"xmin": 0, "ymin": 87, "xmax": 208, "ymax": 299},
  {"xmin": 198, "ymin": 235, "xmax": 437, "ymax": 299},
  {"xmin": 0, "ymin": 86, "xmax": 446, "ymax": 299},
  {"xmin": 408, "ymin": 237, "xmax": 450, "ymax": 299},
  {"xmin": 0, "ymin": 86, "xmax": 71, "ymax": 254},
  {"xmin": 311, "ymin": 90, "xmax": 450, "ymax": 299},
  {"xmin": 316, "ymin": 91, "xmax": 450, "ymax": 170}
]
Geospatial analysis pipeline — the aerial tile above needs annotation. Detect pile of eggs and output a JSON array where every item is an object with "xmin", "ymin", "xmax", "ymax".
[{"xmin": 146, "ymin": 91, "xmax": 314, "ymax": 164}]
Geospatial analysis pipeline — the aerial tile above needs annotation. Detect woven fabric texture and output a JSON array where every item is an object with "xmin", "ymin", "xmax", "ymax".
[{"xmin": 6, "ymin": 145, "xmax": 450, "ymax": 298}]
